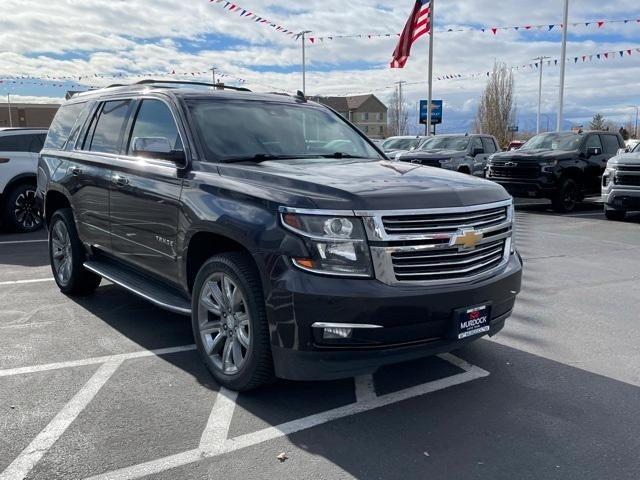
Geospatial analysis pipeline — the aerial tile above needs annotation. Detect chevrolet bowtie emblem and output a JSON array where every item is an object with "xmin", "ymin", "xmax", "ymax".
[{"xmin": 450, "ymin": 228, "xmax": 483, "ymax": 250}]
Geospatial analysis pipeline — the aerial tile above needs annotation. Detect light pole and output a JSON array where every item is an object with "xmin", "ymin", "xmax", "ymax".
[
  {"xmin": 534, "ymin": 56, "xmax": 550, "ymax": 134},
  {"xmin": 210, "ymin": 67, "xmax": 216, "ymax": 85},
  {"xmin": 7, "ymin": 93, "xmax": 13, "ymax": 128},
  {"xmin": 426, "ymin": 0, "xmax": 435, "ymax": 137},
  {"xmin": 557, "ymin": 0, "xmax": 570, "ymax": 131},
  {"xmin": 297, "ymin": 30, "xmax": 312, "ymax": 95},
  {"xmin": 627, "ymin": 105, "xmax": 639, "ymax": 139}
]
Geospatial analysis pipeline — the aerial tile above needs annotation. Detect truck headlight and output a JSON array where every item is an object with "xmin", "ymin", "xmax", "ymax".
[{"xmin": 280, "ymin": 210, "xmax": 373, "ymax": 277}]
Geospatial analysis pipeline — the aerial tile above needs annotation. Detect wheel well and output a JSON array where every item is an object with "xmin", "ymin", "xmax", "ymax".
[
  {"xmin": 4, "ymin": 174, "xmax": 36, "ymax": 195},
  {"xmin": 186, "ymin": 232, "xmax": 253, "ymax": 291},
  {"xmin": 458, "ymin": 166, "xmax": 471, "ymax": 174},
  {"xmin": 45, "ymin": 191, "xmax": 71, "ymax": 226}
]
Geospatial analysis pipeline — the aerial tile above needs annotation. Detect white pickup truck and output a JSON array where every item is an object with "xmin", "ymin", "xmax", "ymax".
[
  {"xmin": 0, "ymin": 128, "xmax": 47, "ymax": 232},
  {"xmin": 602, "ymin": 142, "xmax": 640, "ymax": 220}
]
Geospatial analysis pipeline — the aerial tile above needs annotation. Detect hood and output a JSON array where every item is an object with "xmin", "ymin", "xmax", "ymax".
[
  {"xmin": 609, "ymin": 152, "xmax": 640, "ymax": 166},
  {"xmin": 218, "ymin": 158, "xmax": 509, "ymax": 211},
  {"xmin": 490, "ymin": 148, "xmax": 578, "ymax": 163},
  {"xmin": 399, "ymin": 149, "xmax": 467, "ymax": 160}
]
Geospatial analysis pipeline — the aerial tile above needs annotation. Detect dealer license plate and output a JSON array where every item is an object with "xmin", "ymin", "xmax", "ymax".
[{"xmin": 456, "ymin": 304, "xmax": 491, "ymax": 340}]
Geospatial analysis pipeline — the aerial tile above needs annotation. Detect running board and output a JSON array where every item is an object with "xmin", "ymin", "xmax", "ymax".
[{"xmin": 84, "ymin": 260, "xmax": 191, "ymax": 316}]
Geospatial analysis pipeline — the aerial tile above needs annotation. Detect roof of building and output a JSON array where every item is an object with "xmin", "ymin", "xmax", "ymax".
[{"xmin": 309, "ymin": 94, "xmax": 387, "ymax": 113}]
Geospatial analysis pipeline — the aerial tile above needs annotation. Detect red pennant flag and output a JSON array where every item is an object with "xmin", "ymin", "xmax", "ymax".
[
  {"xmin": 628, "ymin": 49, "xmax": 632, "ymax": 55},
  {"xmin": 309, "ymin": 37, "xmax": 315, "ymax": 43},
  {"xmin": 604, "ymin": 52, "xmax": 609, "ymax": 59},
  {"xmin": 525, "ymin": 25, "xmax": 532, "ymax": 30},
  {"xmin": 491, "ymin": 28, "xmax": 497, "ymax": 35},
  {"xmin": 229, "ymin": 4, "xmax": 236, "ymax": 11},
  {"xmin": 597, "ymin": 21, "xmax": 604, "ymax": 28}
]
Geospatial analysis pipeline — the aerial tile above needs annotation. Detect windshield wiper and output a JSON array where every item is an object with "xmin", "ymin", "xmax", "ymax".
[
  {"xmin": 320, "ymin": 152, "xmax": 369, "ymax": 159},
  {"xmin": 223, "ymin": 154, "xmax": 312, "ymax": 163}
]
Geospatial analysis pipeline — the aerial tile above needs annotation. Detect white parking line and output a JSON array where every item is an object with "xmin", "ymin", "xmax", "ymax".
[
  {"xmin": 199, "ymin": 388, "xmax": 239, "ymax": 455},
  {"xmin": 354, "ymin": 374, "xmax": 376, "ymax": 402},
  {"xmin": 0, "ymin": 345, "xmax": 196, "ymax": 378},
  {"xmin": 0, "ymin": 361, "xmax": 123, "ymax": 480},
  {"xmin": 84, "ymin": 354, "xmax": 489, "ymax": 480},
  {"xmin": 0, "ymin": 278, "xmax": 54, "ymax": 286},
  {"xmin": 0, "ymin": 239, "xmax": 48, "ymax": 245}
]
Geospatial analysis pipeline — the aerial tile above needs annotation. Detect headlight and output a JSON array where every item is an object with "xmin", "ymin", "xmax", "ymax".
[
  {"xmin": 280, "ymin": 210, "xmax": 373, "ymax": 277},
  {"xmin": 539, "ymin": 160, "xmax": 558, "ymax": 172},
  {"xmin": 440, "ymin": 158, "xmax": 453, "ymax": 164}
]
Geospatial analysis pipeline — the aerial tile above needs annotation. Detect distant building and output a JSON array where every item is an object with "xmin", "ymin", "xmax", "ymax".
[
  {"xmin": 309, "ymin": 94, "xmax": 388, "ymax": 139},
  {"xmin": 0, "ymin": 103, "xmax": 60, "ymax": 128}
]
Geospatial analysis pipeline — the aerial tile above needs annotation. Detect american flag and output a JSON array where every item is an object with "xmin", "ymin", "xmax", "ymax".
[{"xmin": 391, "ymin": 0, "xmax": 431, "ymax": 68}]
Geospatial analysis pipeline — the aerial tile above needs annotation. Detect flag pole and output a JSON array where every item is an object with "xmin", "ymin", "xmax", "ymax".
[
  {"xmin": 426, "ymin": 0, "xmax": 435, "ymax": 136},
  {"xmin": 557, "ymin": 0, "xmax": 569, "ymax": 131}
]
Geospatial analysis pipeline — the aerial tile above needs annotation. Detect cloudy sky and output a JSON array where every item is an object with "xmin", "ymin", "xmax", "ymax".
[{"xmin": 1, "ymin": 0, "xmax": 639, "ymax": 133}]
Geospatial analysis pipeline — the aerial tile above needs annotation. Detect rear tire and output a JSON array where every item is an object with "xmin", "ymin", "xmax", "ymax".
[
  {"xmin": 49, "ymin": 208, "xmax": 101, "ymax": 295},
  {"xmin": 191, "ymin": 252, "xmax": 274, "ymax": 392},
  {"xmin": 605, "ymin": 208, "xmax": 626, "ymax": 221},
  {"xmin": 551, "ymin": 178, "xmax": 579, "ymax": 213},
  {"xmin": 2, "ymin": 183, "xmax": 43, "ymax": 233}
]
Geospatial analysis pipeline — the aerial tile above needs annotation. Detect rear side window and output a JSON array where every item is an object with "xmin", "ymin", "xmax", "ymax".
[
  {"xmin": 127, "ymin": 100, "xmax": 183, "ymax": 154},
  {"xmin": 0, "ymin": 134, "xmax": 30, "ymax": 152},
  {"xmin": 44, "ymin": 103, "xmax": 85, "ymax": 150},
  {"xmin": 601, "ymin": 135, "xmax": 621, "ymax": 155},
  {"xmin": 585, "ymin": 135, "xmax": 603, "ymax": 151},
  {"xmin": 29, "ymin": 134, "xmax": 46, "ymax": 153},
  {"xmin": 88, "ymin": 100, "xmax": 132, "ymax": 154},
  {"xmin": 481, "ymin": 137, "xmax": 497, "ymax": 154}
]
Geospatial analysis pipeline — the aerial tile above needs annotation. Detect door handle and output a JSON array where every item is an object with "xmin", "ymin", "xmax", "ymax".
[
  {"xmin": 113, "ymin": 175, "xmax": 129, "ymax": 187},
  {"xmin": 68, "ymin": 166, "xmax": 82, "ymax": 176}
]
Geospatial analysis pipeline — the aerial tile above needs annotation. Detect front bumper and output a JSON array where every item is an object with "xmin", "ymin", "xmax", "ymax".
[
  {"xmin": 488, "ymin": 177, "xmax": 556, "ymax": 199},
  {"xmin": 267, "ymin": 252, "xmax": 523, "ymax": 381},
  {"xmin": 602, "ymin": 185, "xmax": 640, "ymax": 211}
]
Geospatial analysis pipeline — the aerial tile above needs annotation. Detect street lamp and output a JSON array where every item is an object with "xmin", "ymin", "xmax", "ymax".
[{"xmin": 296, "ymin": 30, "xmax": 313, "ymax": 95}]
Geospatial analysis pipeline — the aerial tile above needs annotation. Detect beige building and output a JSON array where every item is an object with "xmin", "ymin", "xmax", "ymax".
[
  {"xmin": 309, "ymin": 95, "xmax": 388, "ymax": 139},
  {"xmin": 0, "ymin": 103, "xmax": 60, "ymax": 128}
]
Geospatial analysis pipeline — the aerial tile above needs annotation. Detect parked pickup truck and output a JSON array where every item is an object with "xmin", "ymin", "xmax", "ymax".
[
  {"xmin": 602, "ymin": 142, "xmax": 640, "ymax": 220},
  {"xmin": 38, "ymin": 81, "xmax": 522, "ymax": 391},
  {"xmin": 487, "ymin": 131, "xmax": 625, "ymax": 212},
  {"xmin": 395, "ymin": 134, "xmax": 500, "ymax": 177}
]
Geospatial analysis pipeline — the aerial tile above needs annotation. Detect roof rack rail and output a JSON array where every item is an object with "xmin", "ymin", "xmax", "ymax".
[{"xmin": 134, "ymin": 79, "xmax": 251, "ymax": 92}]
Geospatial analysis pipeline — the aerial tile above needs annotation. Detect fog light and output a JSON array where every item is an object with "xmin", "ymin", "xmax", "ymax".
[{"xmin": 323, "ymin": 327, "xmax": 352, "ymax": 339}]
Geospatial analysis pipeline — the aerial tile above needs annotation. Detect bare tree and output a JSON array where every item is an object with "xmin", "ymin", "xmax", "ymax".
[
  {"xmin": 387, "ymin": 85, "xmax": 409, "ymax": 137},
  {"xmin": 474, "ymin": 62, "xmax": 516, "ymax": 147}
]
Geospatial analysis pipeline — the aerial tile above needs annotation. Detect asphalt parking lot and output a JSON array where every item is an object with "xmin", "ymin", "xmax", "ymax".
[{"xmin": 1, "ymin": 203, "xmax": 639, "ymax": 480}]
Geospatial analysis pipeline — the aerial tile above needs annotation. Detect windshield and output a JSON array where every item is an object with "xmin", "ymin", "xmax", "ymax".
[
  {"xmin": 633, "ymin": 143, "xmax": 640, "ymax": 153},
  {"xmin": 381, "ymin": 137, "xmax": 420, "ymax": 150},
  {"xmin": 521, "ymin": 133, "xmax": 582, "ymax": 151},
  {"xmin": 188, "ymin": 99, "xmax": 381, "ymax": 162},
  {"xmin": 419, "ymin": 136, "xmax": 470, "ymax": 151}
]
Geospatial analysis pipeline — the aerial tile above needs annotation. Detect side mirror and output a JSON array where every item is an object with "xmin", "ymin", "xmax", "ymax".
[
  {"xmin": 472, "ymin": 147, "xmax": 485, "ymax": 157},
  {"xmin": 132, "ymin": 137, "xmax": 185, "ymax": 164},
  {"xmin": 586, "ymin": 147, "xmax": 602, "ymax": 157},
  {"xmin": 617, "ymin": 148, "xmax": 629, "ymax": 156}
]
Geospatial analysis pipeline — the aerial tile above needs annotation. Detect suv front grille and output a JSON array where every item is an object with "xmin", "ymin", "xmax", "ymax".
[
  {"xmin": 360, "ymin": 200, "xmax": 513, "ymax": 286},
  {"xmin": 391, "ymin": 238, "xmax": 506, "ymax": 281},
  {"xmin": 382, "ymin": 206, "xmax": 507, "ymax": 235}
]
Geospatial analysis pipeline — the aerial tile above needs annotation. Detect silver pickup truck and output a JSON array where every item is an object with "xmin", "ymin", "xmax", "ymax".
[{"xmin": 602, "ymin": 142, "xmax": 640, "ymax": 220}]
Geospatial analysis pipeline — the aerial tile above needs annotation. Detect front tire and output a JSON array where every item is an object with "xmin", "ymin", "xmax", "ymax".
[
  {"xmin": 2, "ymin": 184, "xmax": 43, "ymax": 233},
  {"xmin": 552, "ymin": 178, "xmax": 579, "ymax": 213},
  {"xmin": 605, "ymin": 208, "xmax": 626, "ymax": 221},
  {"xmin": 191, "ymin": 252, "xmax": 274, "ymax": 391},
  {"xmin": 49, "ymin": 208, "xmax": 101, "ymax": 295}
]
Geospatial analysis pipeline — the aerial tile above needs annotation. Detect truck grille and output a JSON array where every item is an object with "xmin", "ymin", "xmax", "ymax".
[
  {"xmin": 361, "ymin": 200, "xmax": 514, "ymax": 286},
  {"xmin": 616, "ymin": 174, "xmax": 640, "ymax": 186},
  {"xmin": 618, "ymin": 166, "xmax": 640, "ymax": 172},
  {"xmin": 391, "ymin": 238, "xmax": 506, "ymax": 281},
  {"xmin": 489, "ymin": 165, "xmax": 540, "ymax": 178},
  {"xmin": 382, "ymin": 206, "xmax": 507, "ymax": 235}
]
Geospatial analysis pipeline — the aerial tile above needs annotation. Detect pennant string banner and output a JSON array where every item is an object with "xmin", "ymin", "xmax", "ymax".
[
  {"xmin": 308, "ymin": 18, "xmax": 640, "ymax": 43},
  {"xmin": 208, "ymin": 0, "xmax": 301, "ymax": 39}
]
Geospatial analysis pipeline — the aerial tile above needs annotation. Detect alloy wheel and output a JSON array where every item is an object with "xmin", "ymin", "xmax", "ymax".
[
  {"xmin": 14, "ymin": 189, "xmax": 42, "ymax": 230},
  {"xmin": 51, "ymin": 219, "xmax": 72, "ymax": 285},
  {"xmin": 197, "ymin": 273, "xmax": 251, "ymax": 375}
]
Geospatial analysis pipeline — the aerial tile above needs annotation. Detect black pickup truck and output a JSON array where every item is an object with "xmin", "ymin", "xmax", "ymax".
[
  {"xmin": 486, "ymin": 131, "xmax": 625, "ymax": 212},
  {"xmin": 37, "ymin": 81, "xmax": 522, "ymax": 391}
]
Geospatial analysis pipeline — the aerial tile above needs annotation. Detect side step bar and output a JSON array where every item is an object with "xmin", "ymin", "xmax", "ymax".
[{"xmin": 84, "ymin": 260, "xmax": 191, "ymax": 316}]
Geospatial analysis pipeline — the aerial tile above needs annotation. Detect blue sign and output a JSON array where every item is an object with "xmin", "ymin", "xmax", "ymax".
[{"xmin": 419, "ymin": 100, "xmax": 443, "ymax": 125}]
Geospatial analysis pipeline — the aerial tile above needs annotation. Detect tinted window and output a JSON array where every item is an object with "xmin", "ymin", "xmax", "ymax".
[
  {"xmin": 601, "ymin": 135, "xmax": 621, "ymax": 154},
  {"xmin": 128, "ymin": 100, "xmax": 183, "ymax": 154},
  {"xmin": 419, "ymin": 136, "xmax": 470, "ymax": 151},
  {"xmin": 471, "ymin": 137, "xmax": 483, "ymax": 152},
  {"xmin": 522, "ymin": 132, "xmax": 581, "ymax": 151},
  {"xmin": 89, "ymin": 100, "xmax": 132, "ymax": 154},
  {"xmin": 189, "ymin": 100, "xmax": 381, "ymax": 162},
  {"xmin": 44, "ymin": 103, "xmax": 84, "ymax": 149},
  {"xmin": 382, "ymin": 138, "xmax": 420, "ymax": 150},
  {"xmin": 585, "ymin": 134, "xmax": 603, "ymax": 151},
  {"xmin": 29, "ymin": 134, "xmax": 46, "ymax": 153},
  {"xmin": 482, "ymin": 137, "xmax": 497, "ymax": 154},
  {"xmin": 0, "ymin": 134, "xmax": 31, "ymax": 152}
]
